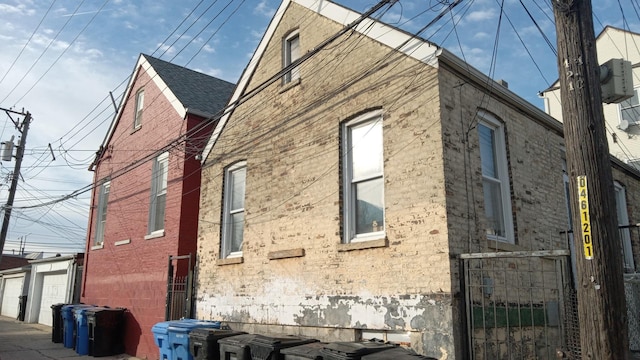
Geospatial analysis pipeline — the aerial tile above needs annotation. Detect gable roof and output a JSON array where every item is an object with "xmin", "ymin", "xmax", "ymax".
[
  {"xmin": 91, "ymin": 54, "xmax": 235, "ymax": 171},
  {"xmin": 201, "ymin": 0, "xmax": 560, "ymax": 162}
]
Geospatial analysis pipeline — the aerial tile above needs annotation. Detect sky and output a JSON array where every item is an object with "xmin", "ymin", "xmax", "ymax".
[{"xmin": 0, "ymin": 0, "xmax": 637, "ymax": 257}]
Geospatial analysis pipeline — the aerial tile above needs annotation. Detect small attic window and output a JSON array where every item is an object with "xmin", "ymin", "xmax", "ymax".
[
  {"xmin": 134, "ymin": 88, "xmax": 144, "ymax": 130},
  {"xmin": 283, "ymin": 30, "xmax": 300, "ymax": 84}
]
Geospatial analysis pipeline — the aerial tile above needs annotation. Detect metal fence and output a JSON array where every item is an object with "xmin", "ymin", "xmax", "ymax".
[{"xmin": 461, "ymin": 250, "xmax": 575, "ymax": 360}]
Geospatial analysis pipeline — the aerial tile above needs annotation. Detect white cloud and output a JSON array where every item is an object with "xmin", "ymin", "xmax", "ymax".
[
  {"xmin": 254, "ymin": 1, "xmax": 275, "ymax": 17},
  {"xmin": 466, "ymin": 9, "xmax": 496, "ymax": 22},
  {"xmin": 0, "ymin": 3, "xmax": 35, "ymax": 16}
]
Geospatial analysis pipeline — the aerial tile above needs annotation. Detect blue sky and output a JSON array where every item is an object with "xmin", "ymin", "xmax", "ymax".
[{"xmin": 0, "ymin": 0, "xmax": 636, "ymax": 256}]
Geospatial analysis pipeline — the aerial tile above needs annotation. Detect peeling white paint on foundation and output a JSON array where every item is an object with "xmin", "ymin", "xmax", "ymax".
[{"xmin": 196, "ymin": 275, "xmax": 450, "ymax": 331}]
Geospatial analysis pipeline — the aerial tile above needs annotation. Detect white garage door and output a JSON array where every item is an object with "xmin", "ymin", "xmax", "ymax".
[
  {"xmin": 37, "ymin": 272, "xmax": 68, "ymax": 326},
  {"xmin": 1, "ymin": 277, "xmax": 24, "ymax": 318}
]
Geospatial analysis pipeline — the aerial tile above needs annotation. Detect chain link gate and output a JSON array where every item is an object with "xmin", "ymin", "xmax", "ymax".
[{"xmin": 460, "ymin": 250, "xmax": 579, "ymax": 359}]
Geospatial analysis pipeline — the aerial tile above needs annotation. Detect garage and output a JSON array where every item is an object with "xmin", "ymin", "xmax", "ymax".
[
  {"xmin": 36, "ymin": 272, "xmax": 67, "ymax": 326},
  {"xmin": 1, "ymin": 276, "xmax": 25, "ymax": 318}
]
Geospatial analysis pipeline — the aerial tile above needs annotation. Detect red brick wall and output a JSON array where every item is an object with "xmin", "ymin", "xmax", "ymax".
[{"xmin": 81, "ymin": 66, "xmax": 208, "ymax": 359}]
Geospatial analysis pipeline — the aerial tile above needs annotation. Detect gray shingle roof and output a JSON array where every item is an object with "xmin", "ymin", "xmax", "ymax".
[{"xmin": 143, "ymin": 54, "xmax": 235, "ymax": 118}]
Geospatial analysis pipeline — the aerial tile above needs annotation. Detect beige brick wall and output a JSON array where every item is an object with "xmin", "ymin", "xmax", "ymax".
[{"xmin": 195, "ymin": 2, "xmax": 640, "ymax": 359}]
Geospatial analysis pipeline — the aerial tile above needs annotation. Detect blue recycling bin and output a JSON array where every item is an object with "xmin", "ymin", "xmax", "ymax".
[
  {"xmin": 167, "ymin": 320, "xmax": 221, "ymax": 360},
  {"xmin": 74, "ymin": 306, "xmax": 97, "ymax": 355},
  {"xmin": 61, "ymin": 304, "xmax": 94, "ymax": 349},
  {"xmin": 152, "ymin": 319, "xmax": 201, "ymax": 360}
]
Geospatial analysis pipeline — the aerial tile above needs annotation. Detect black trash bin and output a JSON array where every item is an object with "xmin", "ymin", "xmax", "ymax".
[
  {"xmin": 219, "ymin": 334, "xmax": 259, "ymax": 360},
  {"xmin": 17, "ymin": 295, "xmax": 27, "ymax": 321},
  {"xmin": 189, "ymin": 328, "xmax": 246, "ymax": 360},
  {"xmin": 361, "ymin": 347, "xmax": 437, "ymax": 360},
  {"xmin": 51, "ymin": 303, "xmax": 66, "ymax": 343},
  {"xmin": 248, "ymin": 335, "xmax": 318, "ymax": 360},
  {"xmin": 320, "ymin": 341, "xmax": 395, "ymax": 360},
  {"xmin": 86, "ymin": 307, "xmax": 126, "ymax": 357},
  {"xmin": 281, "ymin": 342, "xmax": 326, "ymax": 360}
]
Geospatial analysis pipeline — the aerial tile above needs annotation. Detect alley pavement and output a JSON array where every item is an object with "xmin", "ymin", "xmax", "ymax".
[{"xmin": 0, "ymin": 316, "xmax": 142, "ymax": 360}]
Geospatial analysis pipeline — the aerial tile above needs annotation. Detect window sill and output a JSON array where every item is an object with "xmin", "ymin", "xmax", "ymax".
[
  {"xmin": 130, "ymin": 125, "xmax": 141, "ymax": 135},
  {"xmin": 217, "ymin": 256, "xmax": 244, "ymax": 266},
  {"xmin": 91, "ymin": 243, "xmax": 104, "ymax": 250},
  {"xmin": 280, "ymin": 77, "xmax": 301, "ymax": 93},
  {"xmin": 144, "ymin": 230, "xmax": 165, "ymax": 240},
  {"xmin": 268, "ymin": 248, "xmax": 305, "ymax": 260},
  {"xmin": 115, "ymin": 239, "xmax": 131, "ymax": 246},
  {"xmin": 486, "ymin": 239, "xmax": 521, "ymax": 252},
  {"xmin": 337, "ymin": 238, "xmax": 388, "ymax": 252}
]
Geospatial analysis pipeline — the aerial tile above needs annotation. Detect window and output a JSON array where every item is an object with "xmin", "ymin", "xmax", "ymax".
[
  {"xmin": 614, "ymin": 182, "xmax": 635, "ymax": 271},
  {"xmin": 134, "ymin": 88, "xmax": 144, "ymax": 129},
  {"xmin": 620, "ymin": 87, "xmax": 640, "ymax": 125},
  {"xmin": 221, "ymin": 162, "xmax": 246, "ymax": 258},
  {"xmin": 95, "ymin": 180, "xmax": 110, "ymax": 245},
  {"xmin": 342, "ymin": 110, "xmax": 385, "ymax": 243},
  {"xmin": 283, "ymin": 31, "xmax": 300, "ymax": 84},
  {"xmin": 478, "ymin": 112, "xmax": 514, "ymax": 243},
  {"xmin": 148, "ymin": 152, "xmax": 168, "ymax": 234}
]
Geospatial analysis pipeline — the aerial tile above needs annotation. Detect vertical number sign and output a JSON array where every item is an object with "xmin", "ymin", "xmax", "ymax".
[{"xmin": 577, "ymin": 176, "xmax": 593, "ymax": 259}]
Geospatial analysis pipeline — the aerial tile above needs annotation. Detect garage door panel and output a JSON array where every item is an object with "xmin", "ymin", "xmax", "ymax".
[
  {"xmin": 1, "ymin": 277, "xmax": 24, "ymax": 318},
  {"xmin": 37, "ymin": 272, "xmax": 67, "ymax": 326}
]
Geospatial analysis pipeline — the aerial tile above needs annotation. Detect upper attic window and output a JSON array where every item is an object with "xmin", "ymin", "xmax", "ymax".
[
  {"xmin": 134, "ymin": 88, "xmax": 144, "ymax": 129},
  {"xmin": 283, "ymin": 31, "xmax": 300, "ymax": 84}
]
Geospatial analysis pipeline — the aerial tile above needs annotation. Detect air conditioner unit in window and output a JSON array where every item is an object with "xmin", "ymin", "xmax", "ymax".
[{"xmin": 601, "ymin": 58, "xmax": 634, "ymax": 104}]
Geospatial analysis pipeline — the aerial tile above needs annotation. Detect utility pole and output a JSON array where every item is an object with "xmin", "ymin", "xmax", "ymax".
[
  {"xmin": 551, "ymin": 0, "xmax": 628, "ymax": 358},
  {"xmin": 0, "ymin": 109, "xmax": 31, "ymax": 266}
]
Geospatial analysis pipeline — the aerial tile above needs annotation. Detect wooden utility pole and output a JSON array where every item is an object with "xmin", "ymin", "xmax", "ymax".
[
  {"xmin": 552, "ymin": 0, "xmax": 628, "ymax": 358},
  {"xmin": 0, "ymin": 110, "xmax": 31, "ymax": 266}
]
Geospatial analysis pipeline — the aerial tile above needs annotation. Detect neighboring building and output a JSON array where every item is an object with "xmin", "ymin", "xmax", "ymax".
[
  {"xmin": 195, "ymin": 1, "xmax": 640, "ymax": 359},
  {"xmin": 24, "ymin": 254, "xmax": 83, "ymax": 326},
  {"xmin": 541, "ymin": 26, "xmax": 640, "ymax": 167},
  {"xmin": 0, "ymin": 252, "xmax": 43, "ymax": 271},
  {"xmin": 81, "ymin": 54, "xmax": 234, "ymax": 359}
]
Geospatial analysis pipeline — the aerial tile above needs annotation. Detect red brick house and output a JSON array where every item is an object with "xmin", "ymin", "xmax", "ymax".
[{"xmin": 81, "ymin": 54, "xmax": 234, "ymax": 359}]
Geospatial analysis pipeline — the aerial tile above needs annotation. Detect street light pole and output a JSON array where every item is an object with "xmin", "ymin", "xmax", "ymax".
[{"xmin": 0, "ymin": 109, "xmax": 31, "ymax": 266}]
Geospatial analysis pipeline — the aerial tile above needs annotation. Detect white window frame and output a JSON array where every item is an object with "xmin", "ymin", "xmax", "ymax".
[
  {"xmin": 221, "ymin": 161, "xmax": 247, "ymax": 258},
  {"xmin": 614, "ymin": 181, "xmax": 635, "ymax": 272},
  {"xmin": 147, "ymin": 152, "xmax": 168, "ymax": 236},
  {"xmin": 95, "ymin": 180, "xmax": 110, "ymax": 245},
  {"xmin": 283, "ymin": 31, "xmax": 300, "ymax": 84},
  {"xmin": 341, "ymin": 110, "xmax": 385, "ymax": 243},
  {"xmin": 478, "ymin": 111, "xmax": 514, "ymax": 243},
  {"xmin": 134, "ymin": 88, "xmax": 144, "ymax": 129}
]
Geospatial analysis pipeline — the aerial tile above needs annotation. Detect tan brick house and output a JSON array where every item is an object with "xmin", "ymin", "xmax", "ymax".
[{"xmin": 195, "ymin": 1, "xmax": 640, "ymax": 358}]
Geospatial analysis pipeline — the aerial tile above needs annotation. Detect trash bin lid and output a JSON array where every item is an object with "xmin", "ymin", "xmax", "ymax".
[
  {"xmin": 51, "ymin": 303, "xmax": 66, "ymax": 309},
  {"xmin": 249, "ymin": 335, "xmax": 318, "ymax": 349},
  {"xmin": 361, "ymin": 347, "xmax": 437, "ymax": 360},
  {"xmin": 281, "ymin": 342, "xmax": 326, "ymax": 360},
  {"xmin": 152, "ymin": 319, "xmax": 195, "ymax": 335},
  {"xmin": 218, "ymin": 333, "xmax": 259, "ymax": 346},
  {"xmin": 189, "ymin": 328, "xmax": 246, "ymax": 342},
  {"xmin": 167, "ymin": 320, "xmax": 221, "ymax": 333},
  {"xmin": 321, "ymin": 341, "xmax": 395, "ymax": 357}
]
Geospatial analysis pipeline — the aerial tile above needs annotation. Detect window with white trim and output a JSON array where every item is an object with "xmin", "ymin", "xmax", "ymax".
[
  {"xmin": 134, "ymin": 88, "xmax": 144, "ymax": 129},
  {"xmin": 620, "ymin": 87, "xmax": 640, "ymax": 125},
  {"xmin": 478, "ymin": 112, "xmax": 514, "ymax": 243},
  {"xmin": 221, "ymin": 162, "xmax": 246, "ymax": 258},
  {"xmin": 614, "ymin": 181, "xmax": 635, "ymax": 272},
  {"xmin": 283, "ymin": 31, "xmax": 300, "ymax": 84},
  {"xmin": 148, "ymin": 152, "xmax": 168, "ymax": 234},
  {"xmin": 342, "ymin": 110, "xmax": 385, "ymax": 243},
  {"xmin": 95, "ymin": 180, "xmax": 110, "ymax": 245}
]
